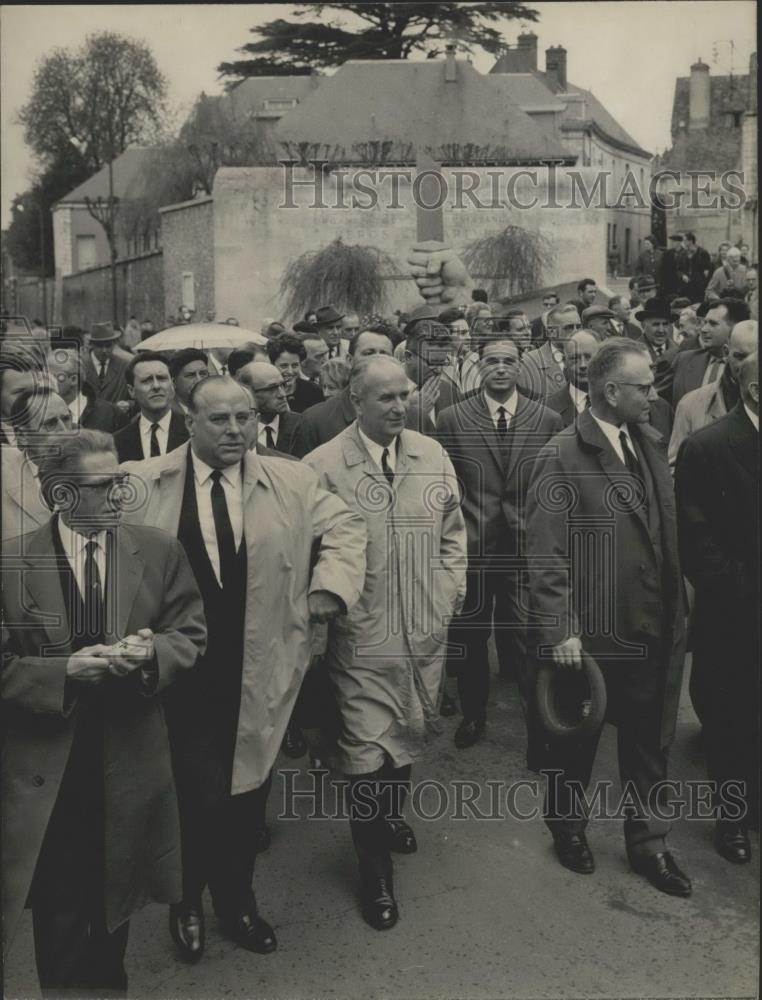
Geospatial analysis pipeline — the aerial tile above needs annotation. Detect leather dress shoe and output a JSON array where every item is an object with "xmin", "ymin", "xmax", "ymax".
[
  {"xmin": 281, "ymin": 725, "xmax": 307, "ymax": 759},
  {"xmin": 387, "ymin": 819, "xmax": 417, "ymax": 854},
  {"xmin": 439, "ymin": 692, "xmax": 457, "ymax": 717},
  {"xmin": 221, "ymin": 911, "xmax": 278, "ymax": 953},
  {"xmin": 169, "ymin": 901, "xmax": 205, "ymax": 961},
  {"xmin": 552, "ymin": 831, "xmax": 595, "ymax": 874},
  {"xmin": 361, "ymin": 874, "xmax": 399, "ymax": 930},
  {"xmin": 630, "ymin": 851, "xmax": 692, "ymax": 897},
  {"xmin": 252, "ymin": 823, "xmax": 271, "ymax": 854},
  {"xmin": 715, "ymin": 823, "xmax": 752, "ymax": 864},
  {"xmin": 454, "ymin": 718, "xmax": 485, "ymax": 749}
]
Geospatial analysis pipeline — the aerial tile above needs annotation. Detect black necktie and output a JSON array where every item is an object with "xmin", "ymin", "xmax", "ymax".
[
  {"xmin": 84, "ymin": 536, "xmax": 104, "ymax": 643},
  {"xmin": 381, "ymin": 447, "xmax": 394, "ymax": 487},
  {"xmin": 496, "ymin": 406, "xmax": 508, "ymax": 437},
  {"xmin": 264, "ymin": 425, "xmax": 275, "ymax": 449},
  {"xmin": 654, "ymin": 344, "xmax": 664, "ymax": 357},
  {"xmin": 584, "ymin": 394, "xmax": 591, "ymax": 409},
  {"xmin": 149, "ymin": 422, "xmax": 161, "ymax": 457},
  {"xmin": 98, "ymin": 361, "xmax": 106, "ymax": 384},
  {"xmin": 619, "ymin": 430, "xmax": 640, "ymax": 475},
  {"xmin": 210, "ymin": 469, "xmax": 237, "ymax": 589}
]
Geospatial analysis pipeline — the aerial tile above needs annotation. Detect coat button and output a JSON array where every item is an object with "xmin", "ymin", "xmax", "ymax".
[{"xmin": 32, "ymin": 775, "xmax": 45, "ymax": 787}]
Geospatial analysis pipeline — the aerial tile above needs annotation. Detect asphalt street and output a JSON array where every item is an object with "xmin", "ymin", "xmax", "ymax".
[{"xmin": 5, "ymin": 656, "xmax": 759, "ymax": 1000}]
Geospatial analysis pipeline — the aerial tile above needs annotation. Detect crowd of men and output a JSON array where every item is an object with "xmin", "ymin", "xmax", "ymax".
[{"xmin": 0, "ymin": 240, "xmax": 758, "ymax": 996}]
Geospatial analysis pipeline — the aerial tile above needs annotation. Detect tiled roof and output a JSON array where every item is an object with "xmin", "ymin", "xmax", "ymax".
[
  {"xmin": 56, "ymin": 148, "xmax": 158, "ymax": 204},
  {"xmin": 275, "ymin": 59, "xmax": 574, "ymax": 165}
]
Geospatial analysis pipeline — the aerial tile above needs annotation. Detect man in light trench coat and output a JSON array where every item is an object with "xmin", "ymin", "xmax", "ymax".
[
  {"xmin": 304, "ymin": 355, "xmax": 467, "ymax": 931},
  {"xmin": 122, "ymin": 376, "xmax": 366, "ymax": 960}
]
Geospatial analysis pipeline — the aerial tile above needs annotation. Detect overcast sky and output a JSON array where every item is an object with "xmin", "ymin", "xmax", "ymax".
[{"xmin": 0, "ymin": 1, "xmax": 756, "ymax": 226}]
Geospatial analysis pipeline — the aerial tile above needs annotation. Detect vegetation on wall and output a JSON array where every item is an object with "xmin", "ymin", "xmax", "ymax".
[{"xmin": 462, "ymin": 225, "xmax": 555, "ymax": 299}]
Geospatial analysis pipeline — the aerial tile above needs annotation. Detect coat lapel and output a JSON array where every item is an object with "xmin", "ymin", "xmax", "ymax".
[
  {"xmin": 110, "ymin": 525, "xmax": 144, "ymax": 639},
  {"xmin": 577, "ymin": 410, "xmax": 650, "ymax": 536},
  {"xmin": 726, "ymin": 404, "xmax": 758, "ymax": 478},
  {"xmin": 19, "ymin": 520, "xmax": 72, "ymax": 654}
]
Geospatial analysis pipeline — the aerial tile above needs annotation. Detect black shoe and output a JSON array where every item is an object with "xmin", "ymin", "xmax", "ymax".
[
  {"xmin": 253, "ymin": 824, "xmax": 271, "ymax": 854},
  {"xmin": 454, "ymin": 718, "xmax": 485, "ymax": 749},
  {"xmin": 387, "ymin": 819, "xmax": 417, "ymax": 854},
  {"xmin": 282, "ymin": 725, "xmax": 307, "ymax": 759},
  {"xmin": 221, "ymin": 911, "xmax": 278, "ymax": 953},
  {"xmin": 439, "ymin": 692, "xmax": 457, "ymax": 717},
  {"xmin": 715, "ymin": 823, "xmax": 752, "ymax": 864},
  {"xmin": 630, "ymin": 851, "xmax": 692, "ymax": 897},
  {"xmin": 552, "ymin": 831, "xmax": 595, "ymax": 874},
  {"xmin": 361, "ymin": 874, "xmax": 398, "ymax": 930},
  {"xmin": 169, "ymin": 901, "xmax": 205, "ymax": 962}
]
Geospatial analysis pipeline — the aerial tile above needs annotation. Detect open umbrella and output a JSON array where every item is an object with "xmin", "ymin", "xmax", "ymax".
[{"xmin": 136, "ymin": 323, "xmax": 268, "ymax": 352}]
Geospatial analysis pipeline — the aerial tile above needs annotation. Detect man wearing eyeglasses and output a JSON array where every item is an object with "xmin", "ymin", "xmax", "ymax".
[
  {"xmin": 2, "ymin": 429, "xmax": 206, "ymax": 996},
  {"xmin": 526, "ymin": 338, "xmax": 691, "ymax": 899},
  {"xmin": 530, "ymin": 292, "xmax": 560, "ymax": 346},
  {"xmin": 519, "ymin": 304, "xmax": 581, "ymax": 399}
]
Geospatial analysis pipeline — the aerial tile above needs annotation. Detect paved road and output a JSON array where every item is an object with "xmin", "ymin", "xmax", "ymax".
[{"xmin": 6, "ymin": 660, "xmax": 759, "ymax": 1000}]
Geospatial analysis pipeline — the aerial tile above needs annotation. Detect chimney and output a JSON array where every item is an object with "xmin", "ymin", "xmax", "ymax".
[
  {"xmin": 545, "ymin": 45, "xmax": 567, "ymax": 91},
  {"xmin": 516, "ymin": 31, "xmax": 538, "ymax": 71},
  {"xmin": 689, "ymin": 58, "xmax": 710, "ymax": 130},
  {"xmin": 445, "ymin": 42, "xmax": 457, "ymax": 82}
]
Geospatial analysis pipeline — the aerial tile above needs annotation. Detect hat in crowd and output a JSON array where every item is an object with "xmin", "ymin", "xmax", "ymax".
[
  {"xmin": 293, "ymin": 320, "xmax": 318, "ymax": 335},
  {"xmin": 438, "ymin": 307, "xmax": 465, "ymax": 325},
  {"xmin": 582, "ymin": 305, "xmax": 617, "ymax": 322},
  {"xmin": 314, "ymin": 306, "xmax": 343, "ymax": 326},
  {"xmin": 89, "ymin": 322, "xmax": 120, "ymax": 343},
  {"xmin": 635, "ymin": 297, "xmax": 673, "ymax": 322},
  {"xmin": 403, "ymin": 303, "xmax": 445, "ymax": 337},
  {"xmin": 668, "ymin": 233, "xmax": 684, "ymax": 242},
  {"xmin": 670, "ymin": 297, "xmax": 692, "ymax": 315},
  {"xmin": 535, "ymin": 652, "xmax": 607, "ymax": 740},
  {"xmin": 695, "ymin": 300, "xmax": 714, "ymax": 318},
  {"xmin": 169, "ymin": 348, "xmax": 208, "ymax": 379}
]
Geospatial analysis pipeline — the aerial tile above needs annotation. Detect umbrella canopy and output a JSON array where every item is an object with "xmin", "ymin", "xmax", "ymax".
[{"xmin": 136, "ymin": 323, "xmax": 268, "ymax": 352}]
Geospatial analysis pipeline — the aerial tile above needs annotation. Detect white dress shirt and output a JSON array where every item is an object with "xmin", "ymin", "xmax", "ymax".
[
  {"xmin": 568, "ymin": 382, "xmax": 589, "ymax": 413},
  {"xmin": 138, "ymin": 410, "xmax": 173, "ymax": 458},
  {"xmin": 743, "ymin": 404, "xmax": 759, "ymax": 431},
  {"xmin": 258, "ymin": 414, "xmax": 280, "ymax": 449},
  {"xmin": 358, "ymin": 426, "xmax": 397, "ymax": 474},
  {"xmin": 192, "ymin": 454, "xmax": 243, "ymax": 586},
  {"xmin": 0, "ymin": 420, "xmax": 17, "ymax": 448},
  {"xmin": 590, "ymin": 412, "xmax": 637, "ymax": 466},
  {"xmin": 483, "ymin": 389, "xmax": 518, "ymax": 429},
  {"xmin": 58, "ymin": 517, "xmax": 108, "ymax": 599},
  {"xmin": 68, "ymin": 392, "xmax": 88, "ymax": 427}
]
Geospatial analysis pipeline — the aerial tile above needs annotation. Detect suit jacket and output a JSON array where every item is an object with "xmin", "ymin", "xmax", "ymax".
[
  {"xmin": 525, "ymin": 409, "xmax": 687, "ymax": 747},
  {"xmin": 269, "ymin": 409, "xmax": 302, "ymax": 454},
  {"xmin": 677, "ymin": 247, "xmax": 712, "ymax": 301},
  {"xmin": 1, "ymin": 447, "xmax": 51, "ymax": 540},
  {"xmin": 121, "ymin": 442, "xmax": 366, "ymax": 793},
  {"xmin": 84, "ymin": 353, "xmax": 131, "ymax": 404},
  {"xmin": 292, "ymin": 388, "xmax": 356, "ymax": 458},
  {"xmin": 518, "ymin": 341, "xmax": 567, "ymax": 399},
  {"xmin": 78, "ymin": 382, "xmax": 124, "ymax": 433},
  {"xmin": 289, "ymin": 378, "xmax": 324, "ymax": 414},
  {"xmin": 1, "ymin": 519, "xmax": 206, "ymax": 945},
  {"xmin": 437, "ymin": 392, "xmax": 563, "ymax": 559},
  {"xmin": 671, "ymin": 348, "xmax": 714, "ymax": 406},
  {"xmin": 668, "ymin": 379, "xmax": 728, "ymax": 466},
  {"xmin": 544, "ymin": 384, "xmax": 673, "ymax": 441},
  {"xmin": 674, "ymin": 403, "xmax": 758, "ymax": 671},
  {"xmin": 113, "ymin": 410, "xmax": 189, "ymax": 463}
]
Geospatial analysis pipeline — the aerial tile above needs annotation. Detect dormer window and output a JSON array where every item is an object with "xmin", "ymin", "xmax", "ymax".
[{"xmin": 264, "ymin": 99, "xmax": 298, "ymax": 112}]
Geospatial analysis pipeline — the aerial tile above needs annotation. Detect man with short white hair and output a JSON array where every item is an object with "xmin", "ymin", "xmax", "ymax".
[
  {"xmin": 706, "ymin": 246, "xmax": 748, "ymax": 300},
  {"xmin": 304, "ymin": 355, "xmax": 466, "ymax": 931}
]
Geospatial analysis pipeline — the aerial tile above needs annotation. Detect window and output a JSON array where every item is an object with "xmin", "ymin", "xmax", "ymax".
[
  {"xmin": 612, "ymin": 223, "xmax": 618, "ymax": 249},
  {"xmin": 607, "ymin": 223, "xmax": 612, "ymax": 250},
  {"xmin": 182, "ymin": 272, "xmax": 195, "ymax": 311},
  {"xmin": 624, "ymin": 228, "xmax": 631, "ymax": 265},
  {"xmin": 76, "ymin": 234, "xmax": 96, "ymax": 270},
  {"xmin": 263, "ymin": 98, "xmax": 297, "ymax": 112}
]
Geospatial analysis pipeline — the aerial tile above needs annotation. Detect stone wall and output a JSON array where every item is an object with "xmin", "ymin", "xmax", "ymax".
[
  {"xmin": 212, "ymin": 165, "xmax": 608, "ymax": 327},
  {"xmin": 60, "ymin": 250, "xmax": 163, "ymax": 329},
  {"xmin": 160, "ymin": 197, "xmax": 215, "ymax": 322}
]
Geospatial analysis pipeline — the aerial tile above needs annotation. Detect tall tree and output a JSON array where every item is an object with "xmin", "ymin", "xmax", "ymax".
[
  {"xmin": 18, "ymin": 31, "xmax": 167, "ymax": 172},
  {"xmin": 218, "ymin": 2, "xmax": 538, "ymax": 82}
]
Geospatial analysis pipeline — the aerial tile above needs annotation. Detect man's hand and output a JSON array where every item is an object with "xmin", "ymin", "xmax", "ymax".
[
  {"xmin": 550, "ymin": 636, "xmax": 583, "ymax": 670},
  {"xmin": 105, "ymin": 629, "xmax": 155, "ymax": 676},
  {"xmin": 66, "ymin": 645, "xmax": 113, "ymax": 684},
  {"xmin": 407, "ymin": 241, "xmax": 472, "ymax": 304},
  {"xmin": 411, "ymin": 372, "xmax": 441, "ymax": 414},
  {"xmin": 308, "ymin": 591, "xmax": 344, "ymax": 624}
]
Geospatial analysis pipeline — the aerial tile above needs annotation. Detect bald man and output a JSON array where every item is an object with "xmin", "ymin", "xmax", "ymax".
[
  {"xmin": 543, "ymin": 330, "xmax": 599, "ymax": 426},
  {"xmin": 669, "ymin": 321, "xmax": 758, "ymax": 466},
  {"xmin": 675, "ymin": 352, "xmax": 759, "ymax": 861},
  {"xmin": 235, "ymin": 361, "xmax": 302, "ymax": 455}
]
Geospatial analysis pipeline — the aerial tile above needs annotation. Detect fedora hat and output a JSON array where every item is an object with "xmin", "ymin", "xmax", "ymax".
[
  {"xmin": 403, "ymin": 303, "xmax": 445, "ymax": 337},
  {"xmin": 635, "ymin": 297, "xmax": 673, "ymax": 323},
  {"xmin": 582, "ymin": 305, "xmax": 617, "ymax": 322},
  {"xmin": 314, "ymin": 305, "xmax": 344, "ymax": 326},
  {"xmin": 535, "ymin": 652, "xmax": 607, "ymax": 740},
  {"xmin": 89, "ymin": 322, "xmax": 120, "ymax": 343}
]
